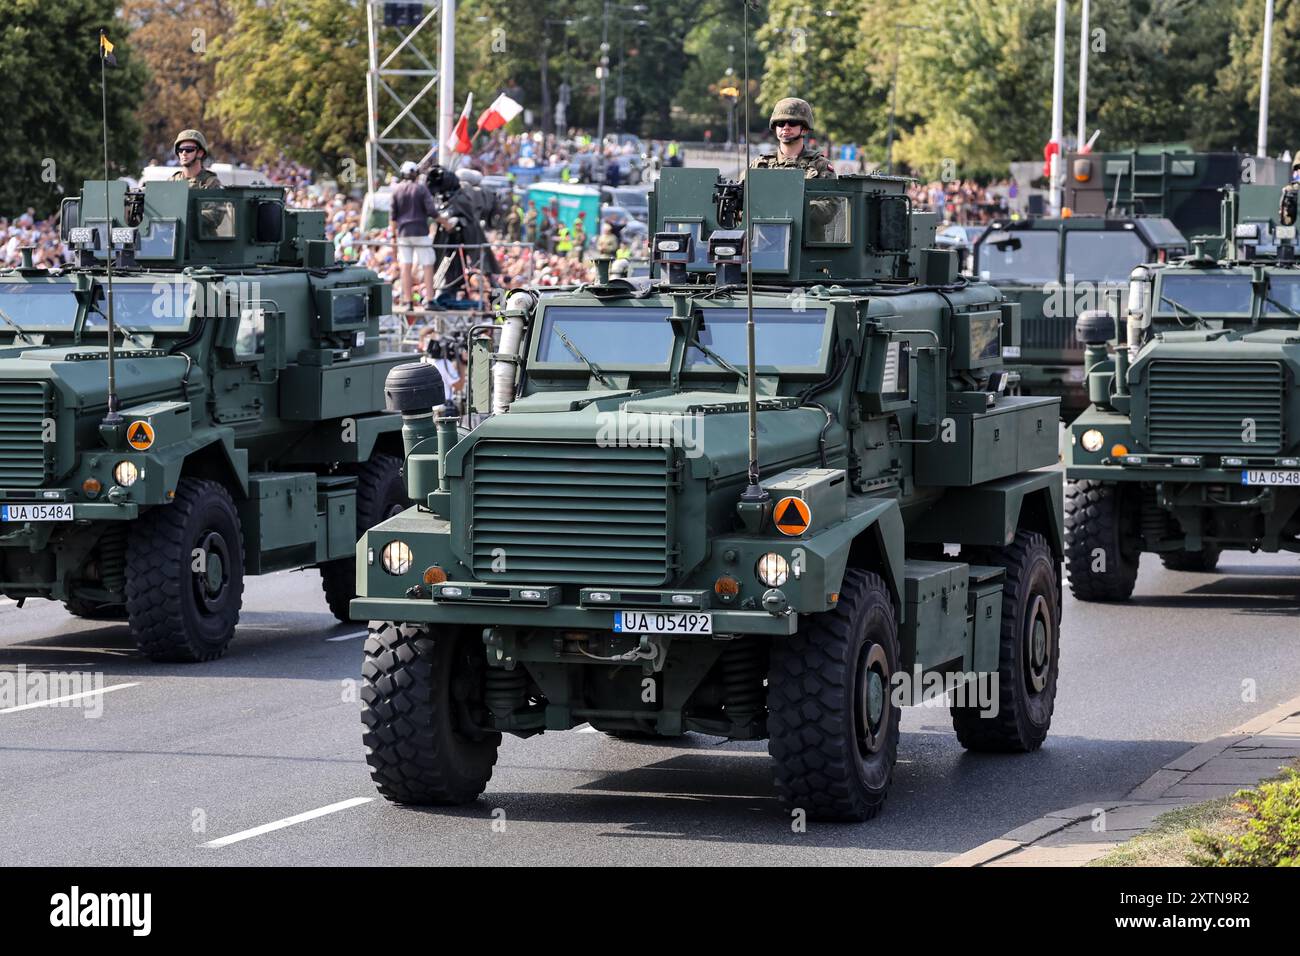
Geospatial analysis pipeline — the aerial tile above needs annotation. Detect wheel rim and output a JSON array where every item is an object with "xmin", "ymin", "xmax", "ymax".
[
  {"xmin": 194, "ymin": 529, "xmax": 232, "ymax": 613},
  {"xmin": 855, "ymin": 642, "xmax": 891, "ymax": 755},
  {"xmin": 1024, "ymin": 592, "xmax": 1053, "ymax": 693}
]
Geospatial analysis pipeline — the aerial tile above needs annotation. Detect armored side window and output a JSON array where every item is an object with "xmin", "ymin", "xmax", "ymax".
[
  {"xmin": 197, "ymin": 200, "xmax": 236, "ymax": 239},
  {"xmin": 235, "ymin": 307, "xmax": 265, "ymax": 360},
  {"xmin": 804, "ymin": 195, "xmax": 851, "ymax": 246},
  {"xmin": 749, "ymin": 221, "xmax": 792, "ymax": 272},
  {"xmin": 664, "ymin": 220, "xmax": 710, "ymax": 267}
]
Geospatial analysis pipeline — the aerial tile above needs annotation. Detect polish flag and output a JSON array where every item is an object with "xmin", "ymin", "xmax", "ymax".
[
  {"xmin": 452, "ymin": 93, "xmax": 474, "ymax": 154},
  {"xmin": 476, "ymin": 93, "xmax": 524, "ymax": 134}
]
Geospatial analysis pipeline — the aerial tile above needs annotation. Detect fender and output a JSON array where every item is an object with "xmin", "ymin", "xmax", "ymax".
[
  {"xmin": 801, "ymin": 496, "xmax": 906, "ymax": 618},
  {"xmin": 155, "ymin": 427, "xmax": 250, "ymax": 497},
  {"xmin": 908, "ymin": 471, "xmax": 1065, "ymax": 559}
]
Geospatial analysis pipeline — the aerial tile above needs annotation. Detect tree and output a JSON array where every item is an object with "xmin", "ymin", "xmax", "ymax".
[
  {"xmin": 123, "ymin": 0, "xmax": 238, "ymax": 163},
  {"xmin": 1206, "ymin": 0, "xmax": 1300, "ymax": 152},
  {"xmin": 0, "ymin": 0, "xmax": 146, "ymax": 217},
  {"xmin": 759, "ymin": 0, "xmax": 887, "ymax": 151},
  {"xmin": 208, "ymin": 0, "xmax": 368, "ymax": 175}
]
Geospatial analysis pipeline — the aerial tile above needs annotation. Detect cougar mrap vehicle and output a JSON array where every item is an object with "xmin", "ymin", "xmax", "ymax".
[
  {"xmin": 974, "ymin": 215, "xmax": 1187, "ymax": 419},
  {"xmin": 1065, "ymin": 183, "xmax": 1300, "ymax": 600},
  {"xmin": 354, "ymin": 167, "xmax": 1064, "ymax": 821},
  {"xmin": 0, "ymin": 179, "xmax": 409, "ymax": 660}
]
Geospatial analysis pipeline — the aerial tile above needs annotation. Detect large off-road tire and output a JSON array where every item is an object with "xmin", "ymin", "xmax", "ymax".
[
  {"xmin": 361, "ymin": 621, "xmax": 501, "ymax": 805},
  {"xmin": 1064, "ymin": 479, "xmax": 1140, "ymax": 602},
  {"xmin": 125, "ymin": 478, "xmax": 245, "ymax": 663},
  {"xmin": 1160, "ymin": 547, "xmax": 1221, "ymax": 573},
  {"xmin": 767, "ymin": 568, "xmax": 900, "ymax": 822},
  {"xmin": 952, "ymin": 530, "xmax": 1060, "ymax": 752},
  {"xmin": 320, "ymin": 454, "xmax": 408, "ymax": 623},
  {"xmin": 62, "ymin": 597, "xmax": 128, "ymax": 621}
]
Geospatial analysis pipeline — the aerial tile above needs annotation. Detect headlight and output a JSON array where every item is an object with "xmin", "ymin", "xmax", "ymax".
[
  {"xmin": 380, "ymin": 540, "xmax": 414, "ymax": 575},
  {"xmin": 113, "ymin": 461, "xmax": 140, "ymax": 486},
  {"xmin": 1080, "ymin": 429, "xmax": 1104, "ymax": 453},
  {"xmin": 757, "ymin": 552, "xmax": 790, "ymax": 587}
]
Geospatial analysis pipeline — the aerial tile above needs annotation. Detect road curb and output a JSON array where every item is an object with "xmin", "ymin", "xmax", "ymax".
[{"xmin": 938, "ymin": 691, "xmax": 1300, "ymax": 868}]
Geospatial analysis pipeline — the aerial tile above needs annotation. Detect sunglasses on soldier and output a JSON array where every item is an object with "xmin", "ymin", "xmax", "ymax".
[
  {"xmin": 774, "ymin": 121, "xmax": 803, "ymax": 129},
  {"xmin": 177, "ymin": 145, "xmax": 199, "ymax": 154}
]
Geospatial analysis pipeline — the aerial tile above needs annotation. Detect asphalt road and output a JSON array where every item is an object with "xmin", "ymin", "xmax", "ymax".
[{"xmin": 1, "ymin": 544, "xmax": 1297, "ymax": 867}]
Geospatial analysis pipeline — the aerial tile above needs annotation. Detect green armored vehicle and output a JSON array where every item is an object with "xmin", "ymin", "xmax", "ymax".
[
  {"xmin": 1064, "ymin": 183, "xmax": 1300, "ymax": 600},
  {"xmin": 1063, "ymin": 145, "xmax": 1290, "ymax": 258},
  {"xmin": 353, "ymin": 167, "xmax": 1064, "ymax": 821},
  {"xmin": 974, "ymin": 215, "xmax": 1187, "ymax": 420},
  {"xmin": 0, "ymin": 179, "xmax": 409, "ymax": 660}
]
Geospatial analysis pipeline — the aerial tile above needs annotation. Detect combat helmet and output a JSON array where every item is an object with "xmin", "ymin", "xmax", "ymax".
[
  {"xmin": 769, "ymin": 97, "xmax": 814, "ymax": 132},
  {"xmin": 174, "ymin": 129, "xmax": 210, "ymax": 155}
]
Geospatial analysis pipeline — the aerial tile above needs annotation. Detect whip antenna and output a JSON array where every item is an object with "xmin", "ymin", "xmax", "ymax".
[{"xmin": 739, "ymin": 0, "xmax": 768, "ymax": 506}]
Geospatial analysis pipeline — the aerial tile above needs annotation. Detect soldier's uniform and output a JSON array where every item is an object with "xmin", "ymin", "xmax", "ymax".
[
  {"xmin": 172, "ymin": 168, "xmax": 222, "ymax": 189},
  {"xmin": 1279, "ymin": 161, "xmax": 1300, "ymax": 227}
]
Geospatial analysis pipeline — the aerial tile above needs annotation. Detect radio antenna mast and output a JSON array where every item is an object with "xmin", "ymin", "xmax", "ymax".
[{"xmin": 739, "ymin": 1, "xmax": 767, "ymax": 508}]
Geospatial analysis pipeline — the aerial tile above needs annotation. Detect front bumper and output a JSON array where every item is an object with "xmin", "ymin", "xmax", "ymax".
[{"xmin": 350, "ymin": 595, "xmax": 799, "ymax": 635}]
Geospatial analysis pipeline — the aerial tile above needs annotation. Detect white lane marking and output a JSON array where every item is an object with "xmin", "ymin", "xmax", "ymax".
[
  {"xmin": 203, "ymin": 797, "xmax": 374, "ymax": 848},
  {"xmin": 576, "ymin": 723, "xmax": 598, "ymax": 733},
  {"xmin": 0, "ymin": 682, "xmax": 138, "ymax": 715},
  {"xmin": 326, "ymin": 631, "xmax": 368, "ymax": 643},
  {"xmin": 0, "ymin": 598, "xmax": 17, "ymax": 607}
]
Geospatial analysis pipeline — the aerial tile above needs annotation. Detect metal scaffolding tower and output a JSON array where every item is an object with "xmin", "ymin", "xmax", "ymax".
[{"xmin": 364, "ymin": 1, "xmax": 447, "ymax": 219}]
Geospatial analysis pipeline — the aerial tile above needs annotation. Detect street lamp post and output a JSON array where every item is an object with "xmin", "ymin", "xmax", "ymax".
[{"xmin": 596, "ymin": 3, "xmax": 647, "ymax": 144}]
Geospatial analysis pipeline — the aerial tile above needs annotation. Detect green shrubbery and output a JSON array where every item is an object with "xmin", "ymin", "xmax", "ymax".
[{"xmin": 1192, "ymin": 768, "xmax": 1300, "ymax": 867}]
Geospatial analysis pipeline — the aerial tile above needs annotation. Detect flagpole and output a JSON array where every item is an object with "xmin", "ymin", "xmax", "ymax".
[{"xmin": 99, "ymin": 29, "xmax": 120, "ymax": 426}]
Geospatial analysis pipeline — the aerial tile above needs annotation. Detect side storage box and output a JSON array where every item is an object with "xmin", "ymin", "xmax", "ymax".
[
  {"xmin": 317, "ymin": 475, "xmax": 358, "ymax": 562},
  {"xmin": 279, "ymin": 363, "xmax": 376, "ymax": 420},
  {"xmin": 966, "ymin": 565, "xmax": 1004, "ymax": 674},
  {"xmin": 238, "ymin": 472, "xmax": 319, "ymax": 574},
  {"xmin": 914, "ymin": 395, "xmax": 1058, "ymax": 486},
  {"xmin": 900, "ymin": 560, "xmax": 969, "ymax": 682}
]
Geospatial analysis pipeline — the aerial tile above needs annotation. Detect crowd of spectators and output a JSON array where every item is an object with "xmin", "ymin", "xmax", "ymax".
[{"xmin": 908, "ymin": 178, "xmax": 1017, "ymax": 225}]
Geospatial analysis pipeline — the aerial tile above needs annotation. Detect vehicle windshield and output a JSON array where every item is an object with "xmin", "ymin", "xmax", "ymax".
[
  {"xmin": 536, "ymin": 306, "xmax": 674, "ymax": 365},
  {"xmin": 977, "ymin": 231, "xmax": 1059, "ymax": 284},
  {"xmin": 0, "ymin": 281, "xmax": 79, "ymax": 330},
  {"xmin": 1064, "ymin": 231, "xmax": 1148, "ymax": 282},
  {"xmin": 1264, "ymin": 275, "xmax": 1300, "ymax": 315},
  {"xmin": 685, "ymin": 308, "xmax": 826, "ymax": 369},
  {"xmin": 83, "ymin": 282, "xmax": 193, "ymax": 333},
  {"xmin": 1154, "ymin": 273, "xmax": 1253, "ymax": 317},
  {"xmin": 534, "ymin": 305, "xmax": 828, "ymax": 370}
]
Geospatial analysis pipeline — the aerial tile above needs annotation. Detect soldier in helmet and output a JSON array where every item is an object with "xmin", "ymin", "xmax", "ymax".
[
  {"xmin": 749, "ymin": 98, "xmax": 835, "ymax": 180},
  {"xmin": 1279, "ymin": 159, "xmax": 1300, "ymax": 227},
  {"xmin": 170, "ymin": 130, "xmax": 222, "ymax": 188}
]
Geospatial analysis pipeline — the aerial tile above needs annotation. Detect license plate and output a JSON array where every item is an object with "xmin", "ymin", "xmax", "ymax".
[
  {"xmin": 1, "ymin": 503, "xmax": 73, "ymax": 522},
  {"xmin": 1242, "ymin": 470, "xmax": 1300, "ymax": 486},
  {"xmin": 613, "ymin": 610, "xmax": 713, "ymax": 635}
]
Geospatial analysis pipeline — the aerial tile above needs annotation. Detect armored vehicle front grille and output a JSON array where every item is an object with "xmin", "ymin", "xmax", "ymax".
[
  {"xmin": 469, "ymin": 441, "xmax": 671, "ymax": 586},
  {"xmin": 0, "ymin": 381, "xmax": 52, "ymax": 486},
  {"xmin": 1021, "ymin": 315, "xmax": 1079, "ymax": 353},
  {"xmin": 1147, "ymin": 360, "xmax": 1285, "ymax": 454}
]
